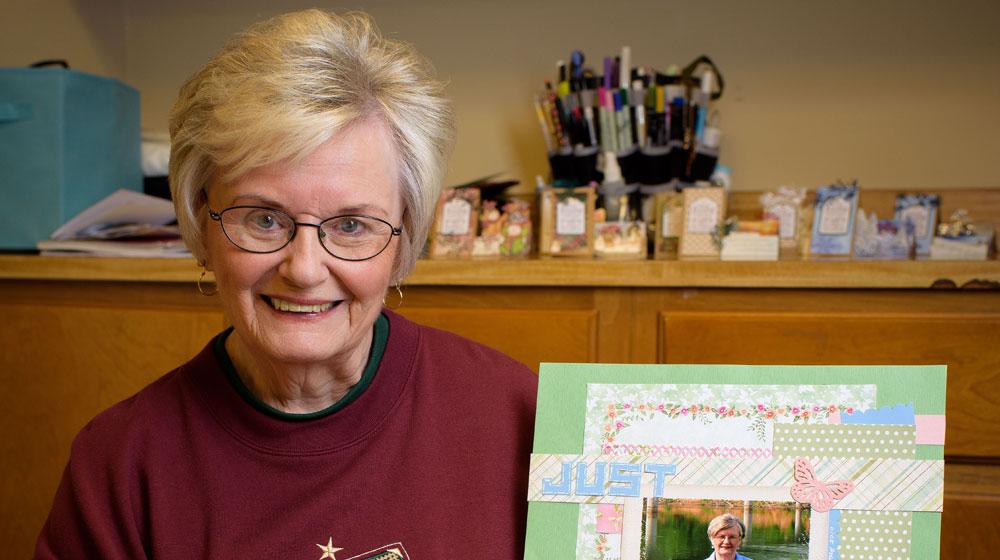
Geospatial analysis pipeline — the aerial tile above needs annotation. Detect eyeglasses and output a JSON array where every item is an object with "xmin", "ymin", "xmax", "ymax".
[
  {"xmin": 208, "ymin": 206, "xmax": 402, "ymax": 261},
  {"xmin": 712, "ymin": 533, "xmax": 742, "ymax": 542}
]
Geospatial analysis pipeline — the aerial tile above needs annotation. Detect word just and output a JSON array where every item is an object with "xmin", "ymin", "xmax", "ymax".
[{"xmin": 542, "ymin": 461, "xmax": 677, "ymax": 498}]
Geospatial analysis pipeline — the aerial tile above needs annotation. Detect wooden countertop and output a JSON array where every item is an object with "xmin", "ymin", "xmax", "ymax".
[{"xmin": 1, "ymin": 254, "xmax": 998, "ymax": 289}]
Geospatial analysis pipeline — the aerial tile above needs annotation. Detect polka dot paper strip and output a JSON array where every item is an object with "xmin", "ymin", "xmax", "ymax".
[
  {"xmin": 837, "ymin": 510, "xmax": 911, "ymax": 560},
  {"xmin": 773, "ymin": 424, "xmax": 916, "ymax": 459}
]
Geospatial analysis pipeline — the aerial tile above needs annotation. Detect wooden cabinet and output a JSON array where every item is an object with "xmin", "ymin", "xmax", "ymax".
[{"xmin": 1, "ymin": 255, "xmax": 998, "ymax": 557}]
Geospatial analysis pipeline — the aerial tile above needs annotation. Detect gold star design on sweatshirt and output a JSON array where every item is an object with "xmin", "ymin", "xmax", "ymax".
[{"xmin": 316, "ymin": 537, "xmax": 342, "ymax": 559}]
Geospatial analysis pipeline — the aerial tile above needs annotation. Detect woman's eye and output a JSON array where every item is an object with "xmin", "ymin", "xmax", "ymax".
[
  {"xmin": 248, "ymin": 211, "xmax": 280, "ymax": 230},
  {"xmin": 336, "ymin": 218, "xmax": 367, "ymax": 235}
]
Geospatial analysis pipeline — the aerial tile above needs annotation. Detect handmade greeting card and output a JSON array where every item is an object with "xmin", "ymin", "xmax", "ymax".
[
  {"xmin": 525, "ymin": 364, "xmax": 946, "ymax": 560},
  {"xmin": 894, "ymin": 194, "xmax": 939, "ymax": 256},
  {"xmin": 540, "ymin": 186, "xmax": 596, "ymax": 257},
  {"xmin": 653, "ymin": 191, "xmax": 683, "ymax": 260},
  {"xmin": 809, "ymin": 182, "xmax": 859, "ymax": 257},
  {"xmin": 429, "ymin": 187, "xmax": 479, "ymax": 258},
  {"xmin": 680, "ymin": 187, "xmax": 726, "ymax": 258},
  {"xmin": 761, "ymin": 186, "xmax": 807, "ymax": 251}
]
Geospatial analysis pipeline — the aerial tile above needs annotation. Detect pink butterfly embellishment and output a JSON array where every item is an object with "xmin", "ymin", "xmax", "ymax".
[{"xmin": 790, "ymin": 457, "xmax": 854, "ymax": 512}]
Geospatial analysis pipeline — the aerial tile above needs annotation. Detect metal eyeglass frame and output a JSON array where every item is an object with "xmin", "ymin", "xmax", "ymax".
[{"xmin": 208, "ymin": 205, "xmax": 402, "ymax": 262}]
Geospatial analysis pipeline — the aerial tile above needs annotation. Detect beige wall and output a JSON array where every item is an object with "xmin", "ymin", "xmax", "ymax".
[
  {"xmin": 0, "ymin": 0, "xmax": 126, "ymax": 78},
  {"xmin": 4, "ymin": 0, "xmax": 1000, "ymax": 193}
]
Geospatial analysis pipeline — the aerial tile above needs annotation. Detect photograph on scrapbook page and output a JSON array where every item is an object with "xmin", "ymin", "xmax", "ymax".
[
  {"xmin": 524, "ymin": 364, "xmax": 946, "ymax": 560},
  {"xmin": 639, "ymin": 498, "xmax": 809, "ymax": 560}
]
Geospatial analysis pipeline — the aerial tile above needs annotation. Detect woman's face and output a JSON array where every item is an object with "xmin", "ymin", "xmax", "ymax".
[
  {"xmin": 711, "ymin": 525, "xmax": 742, "ymax": 559},
  {"xmin": 204, "ymin": 120, "xmax": 402, "ymax": 368}
]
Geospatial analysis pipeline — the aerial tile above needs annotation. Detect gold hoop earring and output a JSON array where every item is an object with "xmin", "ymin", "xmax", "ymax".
[
  {"xmin": 383, "ymin": 284, "xmax": 403, "ymax": 309},
  {"xmin": 197, "ymin": 269, "xmax": 218, "ymax": 296}
]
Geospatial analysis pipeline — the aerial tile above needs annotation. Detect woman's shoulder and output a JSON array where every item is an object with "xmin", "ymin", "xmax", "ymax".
[
  {"xmin": 71, "ymin": 371, "xmax": 180, "ymax": 457},
  {"xmin": 386, "ymin": 310, "xmax": 537, "ymax": 396},
  {"xmin": 403, "ymin": 314, "xmax": 534, "ymax": 373},
  {"xmin": 389, "ymin": 310, "xmax": 534, "ymax": 369},
  {"xmin": 70, "ymin": 343, "xmax": 213, "ymax": 460}
]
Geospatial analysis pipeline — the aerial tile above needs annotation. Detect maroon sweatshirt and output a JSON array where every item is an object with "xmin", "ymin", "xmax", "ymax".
[{"xmin": 36, "ymin": 310, "xmax": 537, "ymax": 559}]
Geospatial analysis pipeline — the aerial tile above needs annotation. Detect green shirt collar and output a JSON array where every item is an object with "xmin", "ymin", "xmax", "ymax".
[{"xmin": 212, "ymin": 312, "xmax": 389, "ymax": 421}]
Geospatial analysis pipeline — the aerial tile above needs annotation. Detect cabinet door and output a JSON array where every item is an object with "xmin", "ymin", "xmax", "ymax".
[
  {"xmin": 0, "ymin": 287, "xmax": 225, "ymax": 560},
  {"xmin": 397, "ymin": 307, "xmax": 597, "ymax": 371}
]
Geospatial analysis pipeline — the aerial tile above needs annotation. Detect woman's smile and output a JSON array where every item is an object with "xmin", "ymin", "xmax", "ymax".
[{"xmin": 262, "ymin": 295, "xmax": 337, "ymax": 314}]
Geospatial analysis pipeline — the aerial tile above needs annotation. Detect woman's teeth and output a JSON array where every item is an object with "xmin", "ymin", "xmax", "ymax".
[{"xmin": 268, "ymin": 297, "xmax": 333, "ymax": 313}]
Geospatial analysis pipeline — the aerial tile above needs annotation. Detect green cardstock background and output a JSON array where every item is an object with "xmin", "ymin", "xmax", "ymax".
[{"xmin": 524, "ymin": 363, "xmax": 947, "ymax": 560}]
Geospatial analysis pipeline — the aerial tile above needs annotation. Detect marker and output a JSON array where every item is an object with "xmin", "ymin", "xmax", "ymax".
[
  {"xmin": 695, "ymin": 71, "xmax": 714, "ymax": 144},
  {"xmin": 616, "ymin": 89, "xmax": 633, "ymax": 150},
  {"xmin": 613, "ymin": 90, "xmax": 625, "ymax": 150},
  {"xmin": 580, "ymin": 88, "xmax": 598, "ymax": 147},
  {"xmin": 632, "ymin": 79, "xmax": 647, "ymax": 148},
  {"xmin": 571, "ymin": 50, "xmax": 585, "ymax": 91},
  {"xmin": 654, "ymin": 86, "xmax": 667, "ymax": 146},
  {"xmin": 619, "ymin": 46, "xmax": 631, "ymax": 90},
  {"xmin": 557, "ymin": 61, "xmax": 570, "ymax": 98},
  {"xmin": 599, "ymin": 87, "xmax": 618, "ymax": 152},
  {"xmin": 693, "ymin": 89, "xmax": 708, "ymax": 144}
]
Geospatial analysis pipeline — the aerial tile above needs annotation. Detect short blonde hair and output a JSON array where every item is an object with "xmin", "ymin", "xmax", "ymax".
[
  {"xmin": 169, "ymin": 9, "xmax": 454, "ymax": 283},
  {"xmin": 707, "ymin": 513, "xmax": 745, "ymax": 541}
]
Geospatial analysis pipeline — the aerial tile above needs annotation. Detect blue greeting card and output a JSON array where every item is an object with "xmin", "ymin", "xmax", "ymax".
[{"xmin": 810, "ymin": 183, "xmax": 859, "ymax": 256}]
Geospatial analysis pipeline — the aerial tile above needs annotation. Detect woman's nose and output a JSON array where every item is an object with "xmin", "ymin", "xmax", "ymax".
[{"xmin": 278, "ymin": 224, "xmax": 329, "ymax": 287}]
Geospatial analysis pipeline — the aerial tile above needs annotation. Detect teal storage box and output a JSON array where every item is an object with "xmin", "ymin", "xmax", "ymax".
[{"xmin": 0, "ymin": 67, "xmax": 141, "ymax": 249}]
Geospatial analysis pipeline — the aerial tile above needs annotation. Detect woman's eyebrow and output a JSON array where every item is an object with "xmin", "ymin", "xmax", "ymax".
[
  {"xmin": 228, "ymin": 196, "xmax": 388, "ymax": 218},
  {"xmin": 229, "ymin": 194, "xmax": 288, "ymax": 210},
  {"xmin": 335, "ymin": 203, "xmax": 385, "ymax": 216}
]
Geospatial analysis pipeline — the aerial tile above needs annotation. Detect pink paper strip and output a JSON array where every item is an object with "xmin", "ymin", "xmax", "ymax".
[
  {"xmin": 915, "ymin": 415, "xmax": 946, "ymax": 444},
  {"xmin": 827, "ymin": 413, "xmax": 841, "ymax": 425},
  {"xmin": 596, "ymin": 503, "xmax": 624, "ymax": 534}
]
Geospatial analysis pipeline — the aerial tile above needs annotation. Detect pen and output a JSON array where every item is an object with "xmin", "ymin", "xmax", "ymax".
[
  {"xmin": 632, "ymin": 79, "xmax": 646, "ymax": 148},
  {"xmin": 580, "ymin": 88, "xmax": 598, "ymax": 148},
  {"xmin": 613, "ymin": 90, "xmax": 624, "ymax": 150},
  {"xmin": 570, "ymin": 50, "xmax": 584, "ymax": 92},
  {"xmin": 695, "ymin": 71, "xmax": 714, "ymax": 144},
  {"xmin": 599, "ymin": 86, "xmax": 618, "ymax": 153},
  {"xmin": 616, "ymin": 89, "xmax": 633, "ymax": 150},
  {"xmin": 557, "ymin": 61, "xmax": 570, "ymax": 98},
  {"xmin": 655, "ymin": 85, "xmax": 668, "ymax": 146},
  {"xmin": 667, "ymin": 84, "xmax": 685, "ymax": 143},
  {"xmin": 619, "ymin": 46, "xmax": 631, "ymax": 90},
  {"xmin": 544, "ymin": 81, "xmax": 569, "ymax": 149},
  {"xmin": 533, "ymin": 95, "xmax": 554, "ymax": 152}
]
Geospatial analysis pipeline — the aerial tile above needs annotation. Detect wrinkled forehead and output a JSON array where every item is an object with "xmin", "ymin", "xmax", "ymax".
[{"xmin": 207, "ymin": 118, "xmax": 403, "ymax": 218}]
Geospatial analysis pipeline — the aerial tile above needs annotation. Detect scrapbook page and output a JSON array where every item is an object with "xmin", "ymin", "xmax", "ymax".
[{"xmin": 525, "ymin": 364, "xmax": 946, "ymax": 560}]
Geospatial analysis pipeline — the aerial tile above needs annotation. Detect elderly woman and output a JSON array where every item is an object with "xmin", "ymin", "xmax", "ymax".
[
  {"xmin": 704, "ymin": 513, "xmax": 752, "ymax": 560},
  {"xmin": 36, "ymin": 9, "xmax": 536, "ymax": 559}
]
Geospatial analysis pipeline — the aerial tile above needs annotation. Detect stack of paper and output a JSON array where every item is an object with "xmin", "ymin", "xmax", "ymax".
[{"xmin": 37, "ymin": 189, "xmax": 190, "ymax": 257}]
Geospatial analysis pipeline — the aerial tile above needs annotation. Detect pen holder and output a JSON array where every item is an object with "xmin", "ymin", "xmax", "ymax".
[
  {"xmin": 667, "ymin": 140, "xmax": 689, "ymax": 182},
  {"xmin": 638, "ymin": 145, "xmax": 673, "ymax": 185},
  {"xmin": 547, "ymin": 146, "xmax": 605, "ymax": 187},
  {"xmin": 616, "ymin": 147, "xmax": 642, "ymax": 185},
  {"xmin": 687, "ymin": 145, "xmax": 719, "ymax": 182},
  {"xmin": 572, "ymin": 145, "xmax": 602, "ymax": 185},
  {"xmin": 547, "ymin": 147, "xmax": 577, "ymax": 185}
]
